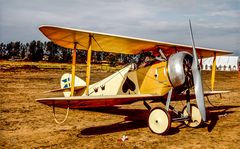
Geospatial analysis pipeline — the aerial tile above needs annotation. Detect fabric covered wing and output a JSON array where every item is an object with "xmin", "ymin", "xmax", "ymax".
[
  {"xmin": 36, "ymin": 91, "xmax": 229, "ymax": 108},
  {"xmin": 39, "ymin": 25, "xmax": 232, "ymax": 57},
  {"xmin": 36, "ymin": 94, "xmax": 161, "ymax": 109},
  {"xmin": 203, "ymin": 90, "xmax": 230, "ymax": 96},
  {"xmin": 171, "ymin": 90, "xmax": 230, "ymax": 101}
]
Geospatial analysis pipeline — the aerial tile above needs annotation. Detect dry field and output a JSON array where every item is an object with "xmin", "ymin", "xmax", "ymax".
[{"xmin": 0, "ymin": 61, "xmax": 240, "ymax": 148}]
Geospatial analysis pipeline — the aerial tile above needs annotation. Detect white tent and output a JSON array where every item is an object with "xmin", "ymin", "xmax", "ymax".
[{"xmin": 201, "ymin": 56, "xmax": 239, "ymax": 71}]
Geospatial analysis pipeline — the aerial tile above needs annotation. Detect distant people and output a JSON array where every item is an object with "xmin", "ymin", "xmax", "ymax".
[
  {"xmin": 137, "ymin": 49, "xmax": 167, "ymax": 68},
  {"xmin": 137, "ymin": 51, "xmax": 155, "ymax": 68}
]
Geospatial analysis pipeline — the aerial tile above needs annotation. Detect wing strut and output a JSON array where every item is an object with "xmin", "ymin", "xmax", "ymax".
[
  {"xmin": 71, "ymin": 42, "xmax": 77, "ymax": 96},
  {"xmin": 200, "ymin": 56, "xmax": 203, "ymax": 69},
  {"xmin": 86, "ymin": 35, "xmax": 93, "ymax": 95},
  {"xmin": 211, "ymin": 52, "xmax": 216, "ymax": 91}
]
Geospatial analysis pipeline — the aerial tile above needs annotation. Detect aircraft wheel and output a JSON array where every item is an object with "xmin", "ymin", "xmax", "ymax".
[
  {"xmin": 148, "ymin": 107, "xmax": 171, "ymax": 135},
  {"xmin": 182, "ymin": 104, "xmax": 203, "ymax": 128}
]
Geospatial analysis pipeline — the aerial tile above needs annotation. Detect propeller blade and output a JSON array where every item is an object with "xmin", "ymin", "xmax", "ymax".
[{"xmin": 189, "ymin": 20, "xmax": 206, "ymax": 121}]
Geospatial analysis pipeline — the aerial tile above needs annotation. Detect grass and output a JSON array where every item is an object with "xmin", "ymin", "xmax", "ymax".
[{"xmin": 0, "ymin": 60, "xmax": 123, "ymax": 72}]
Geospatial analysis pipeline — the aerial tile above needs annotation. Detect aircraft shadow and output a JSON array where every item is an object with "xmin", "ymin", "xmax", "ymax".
[
  {"xmin": 82, "ymin": 106, "xmax": 147, "ymax": 116},
  {"xmin": 80, "ymin": 120, "xmax": 147, "ymax": 135},
  {"xmin": 78, "ymin": 105, "xmax": 239, "ymax": 136},
  {"xmin": 206, "ymin": 105, "xmax": 239, "ymax": 132},
  {"xmin": 80, "ymin": 107, "xmax": 148, "ymax": 135},
  {"xmin": 79, "ymin": 107, "xmax": 179, "ymax": 136}
]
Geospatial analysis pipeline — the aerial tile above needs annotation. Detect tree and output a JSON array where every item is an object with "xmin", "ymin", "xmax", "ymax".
[
  {"xmin": 13, "ymin": 41, "xmax": 20, "ymax": 58},
  {"xmin": 106, "ymin": 53, "xmax": 119, "ymax": 66},
  {"xmin": 0, "ymin": 43, "xmax": 5, "ymax": 59},
  {"xmin": 20, "ymin": 43, "xmax": 26, "ymax": 59},
  {"xmin": 47, "ymin": 41, "xmax": 60, "ymax": 62},
  {"xmin": 29, "ymin": 40, "xmax": 36, "ymax": 61},
  {"xmin": 6, "ymin": 42, "xmax": 14, "ymax": 59},
  {"xmin": 61, "ymin": 48, "xmax": 72, "ymax": 62},
  {"xmin": 36, "ymin": 40, "xmax": 43, "ymax": 61}
]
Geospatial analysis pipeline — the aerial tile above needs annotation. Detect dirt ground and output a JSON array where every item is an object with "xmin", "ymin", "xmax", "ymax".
[{"xmin": 0, "ymin": 61, "xmax": 240, "ymax": 149}]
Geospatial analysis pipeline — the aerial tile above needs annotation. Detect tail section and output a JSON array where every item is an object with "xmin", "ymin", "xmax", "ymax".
[{"xmin": 60, "ymin": 73, "xmax": 86, "ymax": 97}]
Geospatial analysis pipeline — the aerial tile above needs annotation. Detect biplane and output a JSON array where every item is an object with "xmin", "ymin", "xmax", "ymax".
[{"xmin": 36, "ymin": 21, "xmax": 232, "ymax": 134}]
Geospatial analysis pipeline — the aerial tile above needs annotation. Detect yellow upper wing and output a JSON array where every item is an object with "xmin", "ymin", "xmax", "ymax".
[{"xmin": 39, "ymin": 25, "xmax": 232, "ymax": 57}]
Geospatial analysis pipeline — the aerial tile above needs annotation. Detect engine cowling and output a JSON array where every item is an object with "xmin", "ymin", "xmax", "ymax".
[{"xmin": 167, "ymin": 52, "xmax": 193, "ymax": 92}]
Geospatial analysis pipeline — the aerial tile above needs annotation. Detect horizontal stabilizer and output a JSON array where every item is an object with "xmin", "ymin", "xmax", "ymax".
[
  {"xmin": 167, "ymin": 90, "xmax": 230, "ymax": 101},
  {"xmin": 45, "ymin": 86, "xmax": 86, "ymax": 93},
  {"xmin": 60, "ymin": 73, "xmax": 86, "ymax": 97}
]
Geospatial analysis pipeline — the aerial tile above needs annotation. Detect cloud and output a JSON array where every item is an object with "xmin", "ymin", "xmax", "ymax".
[
  {"xmin": 0, "ymin": 0, "xmax": 239, "ymax": 55},
  {"xmin": 210, "ymin": 10, "xmax": 240, "ymax": 18}
]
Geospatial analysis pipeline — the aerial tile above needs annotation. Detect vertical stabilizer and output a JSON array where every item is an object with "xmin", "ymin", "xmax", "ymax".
[{"xmin": 60, "ymin": 73, "xmax": 86, "ymax": 97}]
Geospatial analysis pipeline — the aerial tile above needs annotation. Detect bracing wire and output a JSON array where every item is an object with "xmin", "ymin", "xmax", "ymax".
[
  {"xmin": 92, "ymin": 36, "xmax": 105, "ymax": 52},
  {"xmin": 90, "ymin": 35, "xmax": 169, "ymax": 96},
  {"xmin": 89, "ymin": 36, "xmax": 138, "ymax": 94},
  {"xmin": 206, "ymin": 96, "xmax": 216, "ymax": 107}
]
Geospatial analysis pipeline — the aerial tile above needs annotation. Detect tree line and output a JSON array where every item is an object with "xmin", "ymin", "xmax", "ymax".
[{"xmin": 0, "ymin": 41, "xmax": 134, "ymax": 66}]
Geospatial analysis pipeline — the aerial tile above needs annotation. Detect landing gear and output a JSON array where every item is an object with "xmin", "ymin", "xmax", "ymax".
[
  {"xmin": 146, "ymin": 87, "xmax": 203, "ymax": 134},
  {"xmin": 148, "ymin": 107, "xmax": 171, "ymax": 135},
  {"xmin": 182, "ymin": 104, "xmax": 203, "ymax": 128}
]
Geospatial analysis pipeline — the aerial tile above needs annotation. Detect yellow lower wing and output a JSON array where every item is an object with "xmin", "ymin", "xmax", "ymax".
[{"xmin": 36, "ymin": 94, "xmax": 161, "ymax": 109}]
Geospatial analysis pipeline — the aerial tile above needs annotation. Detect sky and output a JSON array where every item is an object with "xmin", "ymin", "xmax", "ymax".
[{"xmin": 0, "ymin": 0, "xmax": 239, "ymax": 55}]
